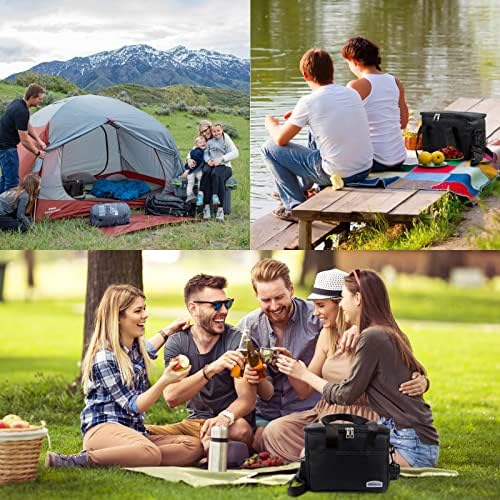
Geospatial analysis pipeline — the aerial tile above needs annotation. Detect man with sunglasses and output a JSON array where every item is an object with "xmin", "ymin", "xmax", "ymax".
[{"xmin": 147, "ymin": 273, "xmax": 256, "ymax": 464}]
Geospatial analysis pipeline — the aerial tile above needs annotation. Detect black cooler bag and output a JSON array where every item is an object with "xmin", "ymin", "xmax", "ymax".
[
  {"xmin": 144, "ymin": 192, "xmax": 194, "ymax": 217},
  {"xmin": 288, "ymin": 414, "xmax": 399, "ymax": 495},
  {"xmin": 417, "ymin": 111, "xmax": 487, "ymax": 165},
  {"xmin": 89, "ymin": 203, "xmax": 131, "ymax": 227}
]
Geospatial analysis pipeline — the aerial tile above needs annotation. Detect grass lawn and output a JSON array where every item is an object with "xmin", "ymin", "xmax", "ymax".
[
  {"xmin": 0, "ymin": 280, "xmax": 499, "ymax": 498},
  {"xmin": 0, "ymin": 84, "xmax": 250, "ymax": 250}
]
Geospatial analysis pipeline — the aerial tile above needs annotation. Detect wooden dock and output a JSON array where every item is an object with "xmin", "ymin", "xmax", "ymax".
[{"xmin": 251, "ymin": 96, "xmax": 500, "ymax": 250}]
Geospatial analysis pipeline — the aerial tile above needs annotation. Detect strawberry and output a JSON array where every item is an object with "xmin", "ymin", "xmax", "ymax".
[{"xmin": 259, "ymin": 451, "xmax": 270, "ymax": 460}]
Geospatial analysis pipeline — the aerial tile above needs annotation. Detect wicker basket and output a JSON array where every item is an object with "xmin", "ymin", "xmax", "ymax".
[{"xmin": 0, "ymin": 426, "xmax": 48, "ymax": 484}]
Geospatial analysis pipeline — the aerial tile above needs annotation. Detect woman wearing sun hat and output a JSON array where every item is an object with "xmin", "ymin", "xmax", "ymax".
[{"xmin": 262, "ymin": 268, "xmax": 428, "ymax": 463}]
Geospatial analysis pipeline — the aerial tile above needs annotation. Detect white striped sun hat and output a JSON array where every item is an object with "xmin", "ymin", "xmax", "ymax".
[{"xmin": 307, "ymin": 268, "xmax": 348, "ymax": 300}]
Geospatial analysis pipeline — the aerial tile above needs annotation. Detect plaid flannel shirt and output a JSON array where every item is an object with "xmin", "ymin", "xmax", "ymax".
[{"xmin": 80, "ymin": 340, "xmax": 157, "ymax": 436}]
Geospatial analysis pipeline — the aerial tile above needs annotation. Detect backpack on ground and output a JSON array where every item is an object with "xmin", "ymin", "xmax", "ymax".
[{"xmin": 144, "ymin": 192, "xmax": 195, "ymax": 217}]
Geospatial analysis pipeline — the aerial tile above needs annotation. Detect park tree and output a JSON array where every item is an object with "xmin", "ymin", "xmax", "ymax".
[{"xmin": 81, "ymin": 251, "xmax": 143, "ymax": 370}]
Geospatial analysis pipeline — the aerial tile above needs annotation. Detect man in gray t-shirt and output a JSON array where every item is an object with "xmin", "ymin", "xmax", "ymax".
[{"xmin": 147, "ymin": 274, "xmax": 256, "ymax": 453}]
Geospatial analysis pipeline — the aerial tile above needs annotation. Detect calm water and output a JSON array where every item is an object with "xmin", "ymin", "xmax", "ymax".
[{"xmin": 251, "ymin": 0, "xmax": 500, "ymax": 220}]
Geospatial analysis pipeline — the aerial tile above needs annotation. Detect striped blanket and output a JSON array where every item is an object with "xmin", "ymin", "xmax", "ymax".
[{"xmin": 387, "ymin": 161, "xmax": 498, "ymax": 202}]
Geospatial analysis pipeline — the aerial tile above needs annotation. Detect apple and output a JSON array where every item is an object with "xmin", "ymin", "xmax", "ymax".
[
  {"xmin": 431, "ymin": 151, "xmax": 445, "ymax": 165},
  {"xmin": 11, "ymin": 420, "xmax": 30, "ymax": 429},
  {"xmin": 2, "ymin": 414, "xmax": 22, "ymax": 425},
  {"xmin": 170, "ymin": 354, "xmax": 190, "ymax": 371},
  {"xmin": 418, "ymin": 151, "xmax": 432, "ymax": 165},
  {"xmin": 0, "ymin": 420, "xmax": 10, "ymax": 429}
]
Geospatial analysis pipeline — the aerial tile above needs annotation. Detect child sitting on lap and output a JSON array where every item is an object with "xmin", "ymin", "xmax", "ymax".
[{"xmin": 182, "ymin": 135, "xmax": 206, "ymax": 205}]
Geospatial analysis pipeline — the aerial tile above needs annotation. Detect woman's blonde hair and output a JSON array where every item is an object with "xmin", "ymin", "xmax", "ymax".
[
  {"xmin": 81, "ymin": 284, "xmax": 150, "ymax": 394},
  {"xmin": 321, "ymin": 303, "xmax": 346, "ymax": 357}
]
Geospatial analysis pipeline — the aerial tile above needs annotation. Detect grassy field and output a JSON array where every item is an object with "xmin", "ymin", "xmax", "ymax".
[
  {"xmin": 0, "ymin": 276, "xmax": 499, "ymax": 498},
  {"xmin": 0, "ymin": 82, "xmax": 250, "ymax": 250}
]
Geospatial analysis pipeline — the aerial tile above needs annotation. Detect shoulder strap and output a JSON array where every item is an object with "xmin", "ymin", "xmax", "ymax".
[{"xmin": 287, "ymin": 462, "xmax": 309, "ymax": 497}]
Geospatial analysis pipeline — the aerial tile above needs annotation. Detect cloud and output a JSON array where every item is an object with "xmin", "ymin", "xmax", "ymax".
[{"xmin": 0, "ymin": 37, "xmax": 40, "ymax": 63}]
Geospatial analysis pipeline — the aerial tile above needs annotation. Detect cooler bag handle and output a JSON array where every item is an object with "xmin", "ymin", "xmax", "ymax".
[{"xmin": 287, "ymin": 460, "xmax": 309, "ymax": 497}]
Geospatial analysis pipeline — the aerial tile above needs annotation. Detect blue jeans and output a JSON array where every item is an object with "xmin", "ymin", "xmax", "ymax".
[
  {"xmin": 379, "ymin": 417, "xmax": 439, "ymax": 468},
  {"xmin": 261, "ymin": 140, "xmax": 370, "ymax": 210},
  {"xmin": 255, "ymin": 415, "xmax": 272, "ymax": 427},
  {"xmin": 0, "ymin": 148, "xmax": 19, "ymax": 194}
]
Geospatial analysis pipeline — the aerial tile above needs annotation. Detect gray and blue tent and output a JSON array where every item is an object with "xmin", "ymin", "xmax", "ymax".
[{"xmin": 19, "ymin": 94, "xmax": 183, "ymax": 219}]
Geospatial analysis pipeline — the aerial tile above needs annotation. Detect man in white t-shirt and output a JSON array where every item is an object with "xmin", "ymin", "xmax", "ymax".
[{"xmin": 262, "ymin": 48, "xmax": 373, "ymax": 221}]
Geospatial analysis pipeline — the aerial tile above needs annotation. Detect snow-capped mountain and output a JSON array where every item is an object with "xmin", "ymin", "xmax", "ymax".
[{"xmin": 7, "ymin": 44, "xmax": 249, "ymax": 92}]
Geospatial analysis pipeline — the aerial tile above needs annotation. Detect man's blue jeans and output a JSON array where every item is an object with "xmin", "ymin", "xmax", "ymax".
[
  {"xmin": 0, "ymin": 148, "xmax": 19, "ymax": 194},
  {"xmin": 261, "ymin": 140, "xmax": 370, "ymax": 210}
]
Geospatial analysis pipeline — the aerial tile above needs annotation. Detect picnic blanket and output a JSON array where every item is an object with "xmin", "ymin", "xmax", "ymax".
[
  {"xmin": 387, "ymin": 161, "xmax": 497, "ymax": 202},
  {"xmin": 345, "ymin": 175, "xmax": 400, "ymax": 189},
  {"xmin": 125, "ymin": 463, "xmax": 458, "ymax": 487}
]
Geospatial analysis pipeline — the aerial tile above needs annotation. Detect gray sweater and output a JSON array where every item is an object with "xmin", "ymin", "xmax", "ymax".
[
  {"xmin": 323, "ymin": 326, "xmax": 439, "ymax": 445},
  {"xmin": 204, "ymin": 133, "xmax": 239, "ymax": 168},
  {"xmin": 0, "ymin": 190, "xmax": 33, "ymax": 230}
]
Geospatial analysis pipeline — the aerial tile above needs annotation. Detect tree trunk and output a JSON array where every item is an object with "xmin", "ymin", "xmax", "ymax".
[
  {"xmin": 81, "ymin": 251, "xmax": 143, "ymax": 370},
  {"xmin": 24, "ymin": 250, "xmax": 35, "ymax": 301},
  {"xmin": 299, "ymin": 251, "xmax": 336, "ymax": 286}
]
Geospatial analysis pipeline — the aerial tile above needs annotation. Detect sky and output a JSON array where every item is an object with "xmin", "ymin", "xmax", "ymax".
[{"xmin": 0, "ymin": 0, "xmax": 250, "ymax": 79}]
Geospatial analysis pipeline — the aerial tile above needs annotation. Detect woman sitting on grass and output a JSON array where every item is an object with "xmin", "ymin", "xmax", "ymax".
[
  {"xmin": 0, "ymin": 173, "xmax": 40, "ymax": 232},
  {"xmin": 45, "ymin": 284, "xmax": 204, "ymax": 468},
  {"xmin": 341, "ymin": 37, "xmax": 409, "ymax": 171},
  {"xmin": 263, "ymin": 268, "xmax": 429, "ymax": 464}
]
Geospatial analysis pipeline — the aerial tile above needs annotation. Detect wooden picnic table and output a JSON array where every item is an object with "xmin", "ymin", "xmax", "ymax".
[{"xmin": 251, "ymin": 96, "xmax": 500, "ymax": 250}]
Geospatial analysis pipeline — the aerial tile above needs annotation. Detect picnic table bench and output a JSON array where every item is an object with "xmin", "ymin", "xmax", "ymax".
[{"xmin": 251, "ymin": 96, "xmax": 500, "ymax": 250}]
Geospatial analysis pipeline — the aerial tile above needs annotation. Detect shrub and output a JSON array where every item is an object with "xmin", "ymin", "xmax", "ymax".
[
  {"xmin": 220, "ymin": 123, "xmax": 239, "ymax": 139},
  {"xmin": 188, "ymin": 105, "xmax": 209, "ymax": 117},
  {"xmin": 156, "ymin": 104, "xmax": 171, "ymax": 116},
  {"xmin": 14, "ymin": 71, "xmax": 81, "ymax": 95}
]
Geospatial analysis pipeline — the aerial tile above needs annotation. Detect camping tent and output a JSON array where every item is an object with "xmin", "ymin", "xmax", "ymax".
[{"xmin": 18, "ymin": 94, "xmax": 184, "ymax": 220}]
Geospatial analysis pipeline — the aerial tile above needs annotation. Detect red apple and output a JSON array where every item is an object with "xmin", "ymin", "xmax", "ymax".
[
  {"xmin": 12, "ymin": 420, "xmax": 29, "ymax": 429},
  {"xmin": 170, "ymin": 354, "xmax": 190, "ymax": 371},
  {"xmin": 0, "ymin": 420, "xmax": 10, "ymax": 429}
]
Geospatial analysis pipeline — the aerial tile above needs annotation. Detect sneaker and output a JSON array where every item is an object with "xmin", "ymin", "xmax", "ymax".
[
  {"xmin": 212, "ymin": 194, "xmax": 221, "ymax": 206},
  {"xmin": 203, "ymin": 205, "xmax": 211, "ymax": 220},
  {"xmin": 272, "ymin": 206, "xmax": 298, "ymax": 222},
  {"xmin": 196, "ymin": 191, "xmax": 204, "ymax": 206},
  {"xmin": 215, "ymin": 207, "xmax": 224, "ymax": 222},
  {"xmin": 45, "ymin": 450, "xmax": 91, "ymax": 467}
]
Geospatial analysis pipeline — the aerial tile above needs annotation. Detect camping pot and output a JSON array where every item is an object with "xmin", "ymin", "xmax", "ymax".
[{"xmin": 208, "ymin": 425, "xmax": 228, "ymax": 473}]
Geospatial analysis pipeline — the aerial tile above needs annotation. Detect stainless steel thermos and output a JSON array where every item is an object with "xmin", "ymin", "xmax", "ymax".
[{"xmin": 208, "ymin": 425, "xmax": 228, "ymax": 472}]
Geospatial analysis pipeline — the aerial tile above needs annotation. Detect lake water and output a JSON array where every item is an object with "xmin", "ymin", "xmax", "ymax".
[{"xmin": 251, "ymin": 0, "xmax": 500, "ymax": 220}]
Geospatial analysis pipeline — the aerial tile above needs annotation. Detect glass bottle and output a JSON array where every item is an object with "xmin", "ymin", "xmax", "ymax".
[
  {"xmin": 230, "ymin": 329, "xmax": 249, "ymax": 378},
  {"xmin": 246, "ymin": 337, "xmax": 266, "ymax": 381}
]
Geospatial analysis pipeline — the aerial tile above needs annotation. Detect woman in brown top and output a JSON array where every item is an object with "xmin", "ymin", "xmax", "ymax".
[{"xmin": 262, "ymin": 269, "xmax": 428, "ymax": 463}]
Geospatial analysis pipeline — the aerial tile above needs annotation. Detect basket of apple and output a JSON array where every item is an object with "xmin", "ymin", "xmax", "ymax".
[{"xmin": 0, "ymin": 414, "xmax": 48, "ymax": 484}]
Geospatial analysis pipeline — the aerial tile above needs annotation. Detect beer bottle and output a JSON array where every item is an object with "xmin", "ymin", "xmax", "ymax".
[
  {"xmin": 230, "ymin": 329, "xmax": 249, "ymax": 378},
  {"xmin": 245, "ymin": 337, "xmax": 266, "ymax": 381}
]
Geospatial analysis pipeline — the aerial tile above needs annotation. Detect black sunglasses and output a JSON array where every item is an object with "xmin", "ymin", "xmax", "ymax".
[
  {"xmin": 193, "ymin": 298, "xmax": 234, "ymax": 311},
  {"xmin": 200, "ymin": 127, "xmax": 211, "ymax": 134}
]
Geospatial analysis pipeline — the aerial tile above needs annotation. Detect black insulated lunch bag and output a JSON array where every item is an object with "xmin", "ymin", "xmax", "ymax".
[{"xmin": 288, "ymin": 414, "xmax": 399, "ymax": 495}]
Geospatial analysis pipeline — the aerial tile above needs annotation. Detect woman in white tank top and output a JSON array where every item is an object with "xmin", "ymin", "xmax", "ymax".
[{"xmin": 341, "ymin": 37, "xmax": 408, "ymax": 171}]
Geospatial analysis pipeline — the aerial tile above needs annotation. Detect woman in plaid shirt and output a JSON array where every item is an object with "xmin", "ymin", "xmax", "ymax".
[{"xmin": 45, "ymin": 284, "xmax": 204, "ymax": 468}]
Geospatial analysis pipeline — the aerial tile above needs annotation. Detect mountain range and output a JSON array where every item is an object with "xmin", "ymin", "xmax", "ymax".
[{"xmin": 7, "ymin": 44, "xmax": 249, "ymax": 92}]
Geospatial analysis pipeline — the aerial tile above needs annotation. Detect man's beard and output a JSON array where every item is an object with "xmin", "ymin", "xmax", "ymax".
[
  {"xmin": 198, "ymin": 314, "xmax": 225, "ymax": 336},
  {"xmin": 267, "ymin": 301, "xmax": 294, "ymax": 324}
]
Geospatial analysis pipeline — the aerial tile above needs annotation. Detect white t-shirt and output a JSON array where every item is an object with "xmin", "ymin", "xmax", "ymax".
[
  {"xmin": 362, "ymin": 73, "xmax": 406, "ymax": 166},
  {"xmin": 288, "ymin": 84, "xmax": 373, "ymax": 177}
]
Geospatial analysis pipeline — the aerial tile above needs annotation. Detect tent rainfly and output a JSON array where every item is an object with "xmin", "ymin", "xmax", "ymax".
[{"xmin": 18, "ymin": 94, "xmax": 184, "ymax": 220}]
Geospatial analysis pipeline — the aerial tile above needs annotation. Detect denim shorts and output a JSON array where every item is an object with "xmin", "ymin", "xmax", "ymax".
[
  {"xmin": 379, "ymin": 417, "xmax": 439, "ymax": 468},
  {"xmin": 255, "ymin": 415, "xmax": 271, "ymax": 427}
]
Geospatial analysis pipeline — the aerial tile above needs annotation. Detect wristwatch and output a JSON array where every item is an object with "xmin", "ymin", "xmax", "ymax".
[{"xmin": 220, "ymin": 409, "xmax": 235, "ymax": 426}]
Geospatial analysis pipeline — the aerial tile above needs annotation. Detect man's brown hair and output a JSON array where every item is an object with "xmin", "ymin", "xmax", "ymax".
[
  {"xmin": 251, "ymin": 259, "xmax": 292, "ymax": 292},
  {"xmin": 184, "ymin": 273, "xmax": 227, "ymax": 304},
  {"xmin": 24, "ymin": 83, "xmax": 46, "ymax": 100},
  {"xmin": 299, "ymin": 48, "xmax": 334, "ymax": 85}
]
